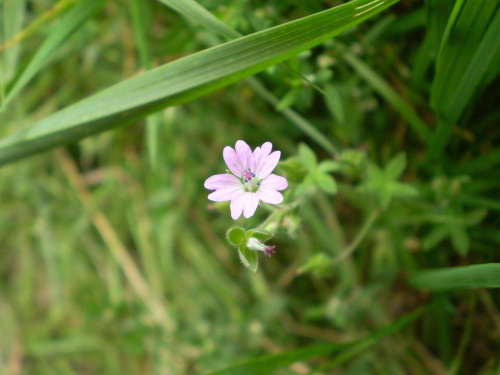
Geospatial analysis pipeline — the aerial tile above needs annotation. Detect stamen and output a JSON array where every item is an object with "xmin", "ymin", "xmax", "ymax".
[{"xmin": 241, "ymin": 168, "xmax": 254, "ymax": 183}]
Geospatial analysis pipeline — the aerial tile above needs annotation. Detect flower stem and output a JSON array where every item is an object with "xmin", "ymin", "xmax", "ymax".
[{"xmin": 332, "ymin": 210, "xmax": 380, "ymax": 266}]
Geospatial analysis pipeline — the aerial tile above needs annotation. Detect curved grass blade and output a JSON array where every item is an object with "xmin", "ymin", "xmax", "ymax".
[
  {"xmin": 427, "ymin": 1, "xmax": 500, "ymax": 159},
  {"xmin": 339, "ymin": 45, "xmax": 431, "ymax": 141},
  {"xmin": 0, "ymin": 0, "xmax": 399, "ymax": 166},
  {"xmin": 409, "ymin": 263, "xmax": 500, "ymax": 292},
  {"xmin": 3, "ymin": 0, "xmax": 107, "ymax": 107},
  {"xmin": 206, "ymin": 307, "xmax": 425, "ymax": 374},
  {"xmin": 157, "ymin": 0, "xmax": 240, "ymax": 40}
]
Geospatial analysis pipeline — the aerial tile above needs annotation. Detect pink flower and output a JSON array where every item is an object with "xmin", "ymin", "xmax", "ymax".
[{"xmin": 204, "ymin": 140, "xmax": 288, "ymax": 220}]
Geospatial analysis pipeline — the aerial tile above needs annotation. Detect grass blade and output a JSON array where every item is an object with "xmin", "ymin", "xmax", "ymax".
[
  {"xmin": 0, "ymin": 0, "xmax": 399, "ymax": 166},
  {"xmin": 157, "ymin": 0, "xmax": 240, "ymax": 40},
  {"xmin": 340, "ymin": 45, "xmax": 431, "ymax": 141},
  {"xmin": 410, "ymin": 263, "xmax": 500, "ymax": 292},
  {"xmin": 427, "ymin": 1, "xmax": 500, "ymax": 159},
  {"xmin": 207, "ymin": 307, "xmax": 425, "ymax": 374},
  {"xmin": 158, "ymin": 0, "xmax": 340, "ymax": 157},
  {"xmin": 3, "ymin": 0, "xmax": 107, "ymax": 107}
]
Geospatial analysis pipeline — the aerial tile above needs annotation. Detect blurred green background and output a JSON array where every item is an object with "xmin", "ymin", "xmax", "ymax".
[{"xmin": 1, "ymin": 0, "xmax": 500, "ymax": 374}]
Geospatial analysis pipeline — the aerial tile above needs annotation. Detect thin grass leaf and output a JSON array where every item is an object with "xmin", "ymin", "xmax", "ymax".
[
  {"xmin": 0, "ymin": 0, "xmax": 399, "ymax": 166},
  {"xmin": 0, "ymin": 0, "xmax": 26, "ymax": 87},
  {"xmin": 339, "ymin": 46, "xmax": 431, "ymax": 142},
  {"xmin": 314, "ymin": 306, "xmax": 427, "ymax": 371},
  {"xmin": 410, "ymin": 263, "xmax": 500, "ymax": 292},
  {"xmin": 157, "ymin": 0, "xmax": 240, "ymax": 40},
  {"xmin": 427, "ymin": 1, "xmax": 500, "ymax": 158},
  {"xmin": 3, "ymin": 0, "xmax": 107, "ymax": 107},
  {"xmin": 131, "ymin": 0, "xmax": 161, "ymax": 168},
  {"xmin": 206, "ymin": 343, "xmax": 351, "ymax": 375},
  {"xmin": 0, "ymin": 0, "xmax": 77, "ymax": 54},
  {"xmin": 207, "ymin": 307, "xmax": 425, "ymax": 375}
]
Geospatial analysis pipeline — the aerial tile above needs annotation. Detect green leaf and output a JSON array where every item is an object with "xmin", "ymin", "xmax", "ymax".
[
  {"xmin": 207, "ymin": 343, "xmax": 351, "ymax": 375},
  {"xmin": 247, "ymin": 229, "xmax": 272, "ymax": 242},
  {"xmin": 339, "ymin": 46, "xmax": 431, "ymax": 142},
  {"xmin": 294, "ymin": 172, "xmax": 317, "ymax": 197},
  {"xmin": 427, "ymin": 1, "xmax": 500, "ymax": 158},
  {"xmin": 226, "ymin": 227, "xmax": 246, "ymax": 247},
  {"xmin": 315, "ymin": 172, "xmax": 338, "ymax": 195},
  {"xmin": 324, "ymin": 83, "xmax": 345, "ymax": 124},
  {"xmin": 3, "ymin": 0, "xmax": 107, "ymax": 106},
  {"xmin": 0, "ymin": 0, "xmax": 399, "ymax": 166},
  {"xmin": 385, "ymin": 153, "xmax": 407, "ymax": 180},
  {"xmin": 298, "ymin": 143, "xmax": 318, "ymax": 170},
  {"xmin": 207, "ymin": 307, "xmax": 426, "ymax": 374},
  {"xmin": 409, "ymin": 263, "xmax": 500, "ymax": 292},
  {"xmin": 157, "ymin": 0, "xmax": 240, "ymax": 40},
  {"xmin": 449, "ymin": 225, "xmax": 469, "ymax": 256},
  {"xmin": 317, "ymin": 160, "xmax": 342, "ymax": 173},
  {"xmin": 237, "ymin": 246, "xmax": 258, "ymax": 273},
  {"xmin": 276, "ymin": 89, "xmax": 299, "ymax": 111},
  {"xmin": 388, "ymin": 181, "xmax": 419, "ymax": 199},
  {"xmin": 297, "ymin": 252, "xmax": 334, "ymax": 277},
  {"xmin": 422, "ymin": 226, "xmax": 449, "ymax": 251}
]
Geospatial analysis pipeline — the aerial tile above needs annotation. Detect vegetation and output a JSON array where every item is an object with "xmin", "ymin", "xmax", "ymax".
[{"xmin": 1, "ymin": 0, "xmax": 499, "ymax": 374}]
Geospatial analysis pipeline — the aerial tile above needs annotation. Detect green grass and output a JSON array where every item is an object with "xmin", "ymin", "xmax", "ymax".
[{"xmin": 1, "ymin": 0, "xmax": 500, "ymax": 374}]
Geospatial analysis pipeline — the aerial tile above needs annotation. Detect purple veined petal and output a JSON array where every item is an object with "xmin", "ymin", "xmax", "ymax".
[
  {"xmin": 253, "ymin": 142, "xmax": 272, "ymax": 171},
  {"xmin": 208, "ymin": 186, "xmax": 244, "ymax": 202},
  {"xmin": 256, "ymin": 188, "xmax": 283, "ymax": 204},
  {"xmin": 230, "ymin": 194, "xmax": 246, "ymax": 220},
  {"xmin": 204, "ymin": 174, "xmax": 241, "ymax": 190},
  {"xmin": 235, "ymin": 140, "xmax": 255, "ymax": 172},
  {"xmin": 223, "ymin": 146, "xmax": 243, "ymax": 176},
  {"xmin": 255, "ymin": 151, "xmax": 280, "ymax": 179},
  {"xmin": 243, "ymin": 193, "xmax": 260, "ymax": 218},
  {"xmin": 260, "ymin": 174, "xmax": 288, "ymax": 191}
]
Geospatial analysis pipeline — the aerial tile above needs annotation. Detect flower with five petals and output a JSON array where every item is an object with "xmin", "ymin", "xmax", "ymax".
[{"xmin": 204, "ymin": 140, "xmax": 288, "ymax": 219}]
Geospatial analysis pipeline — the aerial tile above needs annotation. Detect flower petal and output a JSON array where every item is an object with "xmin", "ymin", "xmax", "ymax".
[
  {"xmin": 204, "ymin": 174, "xmax": 241, "ymax": 190},
  {"xmin": 253, "ymin": 142, "xmax": 273, "ymax": 174},
  {"xmin": 260, "ymin": 173, "xmax": 288, "ymax": 191},
  {"xmin": 230, "ymin": 194, "xmax": 246, "ymax": 220},
  {"xmin": 208, "ymin": 187, "xmax": 244, "ymax": 202},
  {"xmin": 256, "ymin": 150, "xmax": 280, "ymax": 179},
  {"xmin": 243, "ymin": 193, "xmax": 260, "ymax": 218},
  {"xmin": 223, "ymin": 146, "xmax": 242, "ymax": 176},
  {"xmin": 235, "ymin": 140, "xmax": 255, "ymax": 172},
  {"xmin": 256, "ymin": 188, "xmax": 283, "ymax": 204}
]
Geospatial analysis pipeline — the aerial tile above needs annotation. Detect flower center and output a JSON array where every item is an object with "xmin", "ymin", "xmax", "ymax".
[{"xmin": 241, "ymin": 168, "xmax": 261, "ymax": 192}]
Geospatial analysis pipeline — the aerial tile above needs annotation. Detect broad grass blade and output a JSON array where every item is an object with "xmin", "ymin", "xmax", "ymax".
[
  {"xmin": 410, "ymin": 263, "xmax": 500, "ymax": 292},
  {"xmin": 0, "ymin": 0, "xmax": 399, "ymax": 166}
]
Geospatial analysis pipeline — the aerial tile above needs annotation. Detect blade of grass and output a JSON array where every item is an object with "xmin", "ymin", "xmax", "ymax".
[
  {"xmin": 0, "ymin": 0, "xmax": 77, "ymax": 53},
  {"xmin": 2, "ymin": 0, "xmax": 108, "ymax": 108},
  {"xmin": 207, "ymin": 306, "xmax": 426, "ymax": 375},
  {"xmin": 56, "ymin": 149, "xmax": 175, "ymax": 332},
  {"xmin": 313, "ymin": 306, "xmax": 427, "ymax": 371},
  {"xmin": 0, "ymin": 0, "xmax": 26, "ymax": 90},
  {"xmin": 427, "ymin": 1, "xmax": 500, "ymax": 159},
  {"xmin": 206, "ymin": 343, "xmax": 352, "ymax": 375},
  {"xmin": 0, "ymin": 0, "xmax": 399, "ymax": 166},
  {"xmin": 338, "ymin": 44, "xmax": 431, "ymax": 142},
  {"xmin": 158, "ymin": 0, "xmax": 340, "ymax": 156},
  {"xmin": 130, "ymin": 0, "xmax": 161, "ymax": 168},
  {"xmin": 157, "ymin": 0, "xmax": 240, "ymax": 40},
  {"xmin": 409, "ymin": 263, "xmax": 500, "ymax": 292}
]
